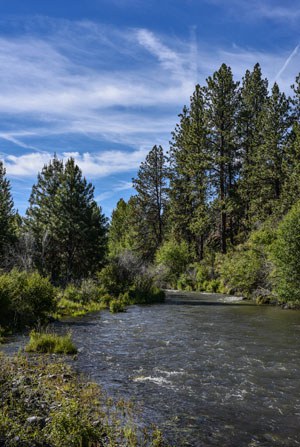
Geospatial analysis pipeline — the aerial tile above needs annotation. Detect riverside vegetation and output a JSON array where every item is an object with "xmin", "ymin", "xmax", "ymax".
[
  {"xmin": 0, "ymin": 353, "xmax": 166, "ymax": 447},
  {"xmin": 1, "ymin": 62, "xmax": 300, "ymax": 445}
]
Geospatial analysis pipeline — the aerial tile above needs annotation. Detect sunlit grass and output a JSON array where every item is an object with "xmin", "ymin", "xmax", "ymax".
[{"xmin": 25, "ymin": 330, "xmax": 77, "ymax": 354}]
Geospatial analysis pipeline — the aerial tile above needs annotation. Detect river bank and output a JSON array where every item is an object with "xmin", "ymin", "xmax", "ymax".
[{"xmin": 0, "ymin": 352, "xmax": 166, "ymax": 447}]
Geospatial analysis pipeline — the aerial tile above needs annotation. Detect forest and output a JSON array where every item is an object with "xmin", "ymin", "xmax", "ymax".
[{"xmin": 1, "ymin": 62, "xmax": 300, "ymax": 334}]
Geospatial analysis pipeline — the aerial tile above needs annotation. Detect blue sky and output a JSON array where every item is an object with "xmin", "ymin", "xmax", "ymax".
[{"xmin": 0, "ymin": 0, "xmax": 299, "ymax": 217}]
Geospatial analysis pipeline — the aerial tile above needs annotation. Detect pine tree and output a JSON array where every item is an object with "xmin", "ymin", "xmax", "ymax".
[
  {"xmin": 0, "ymin": 160, "xmax": 15, "ymax": 263},
  {"xmin": 168, "ymin": 85, "xmax": 209, "ymax": 259},
  {"xmin": 205, "ymin": 64, "xmax": 240, "ymax": 253},
  {"xmin": 26, "ymin": 155, "xmax": 64, "ymax": 278},
  {"xmin": 251, "ymin": 83, "xmax": 290, "ymax": 220},
  {"xmin": 26, "ymin": 157, "xmax": 107, "ymax": 282},
  {"xmin": 291, "ymin": 73, "xmax": 300, "ymax": 122},
  {"xmin": 168, "ymin": 105, "xmax": 194, "ymax": 245},
  {"xmin": 132, "ymin": 145, "xmax": 168, "ymax": 260},
  {"xmin": 108, "ymin": 198, "xmax": 131, "ymax": 257},
  {"xmin": 237, "ymin": 63, "xmax": 268, "ymax": 232}
]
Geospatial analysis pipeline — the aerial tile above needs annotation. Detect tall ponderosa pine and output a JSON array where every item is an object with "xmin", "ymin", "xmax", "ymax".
[
  {"xmin": 238, "ymin": 63, "xmax": 268, "ymax": 232},
  {"xmin": 26, "ymin": 157, "xmax": 107, "ymax": 282},
  {"xmin": 169, "ymin": 85, "xmax": 209, "ymax": 259},
  {"xmin": 251, "ymin": 83, "xmax": 290, "ymax": 220},
  {"xmin": 205, "ymin": 64, "xmax": 240, "ymax": 253},
  {"xmin": 0, "ymin": 161, "xmax": 15, "ymax": 263},
  {"xmin": 132, "ymin": 145, "xmax": 168, "ymax": 260}
]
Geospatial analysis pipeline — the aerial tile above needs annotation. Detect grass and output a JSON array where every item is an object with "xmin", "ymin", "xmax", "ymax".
[
  {"xmin": 54, "ymin": 297, "xmax": 107, "ymax": 318},
  {"xmin": 25, "ymin": 330, "xmax": 78, "ymax": 354},
  {"xmin": 0, "ymin": 353, "xmax": 167, "ymax": 447}
]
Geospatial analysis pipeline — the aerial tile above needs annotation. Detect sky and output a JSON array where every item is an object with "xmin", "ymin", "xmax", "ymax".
[{"xmin": 0, "ymin": 0, "xmax": 299, "ymax": 217}]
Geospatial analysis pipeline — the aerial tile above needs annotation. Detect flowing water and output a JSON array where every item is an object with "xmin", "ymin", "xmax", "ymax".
[{"xmin": 2, "ymin": 291, "xmax": 300, "ymax": 446}]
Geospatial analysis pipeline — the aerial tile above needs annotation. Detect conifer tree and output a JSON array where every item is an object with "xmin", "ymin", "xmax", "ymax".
[
  {"xmin": 26, "ymin": 155, "xmax": 64, "ymax": 278},
  {"xmin": 237, "ymin": 63, "xmax": 268, "ymax": 232},
  {"xmin": 26, "ymin": 157, "xmax": 107, "ymax": 282},
  {"xmin": 132, "ymin": 145, "xmax": 168, "ymax": 260},
  {"xmin": 108, "ymin": 198, "xmax": 130, "ymax": 257},
  {"xmin": 205, "ymin": 64, "xmax": 240, "ymax": 253},
  {"xmin": 0, "ymin": 160, "xmax": 15, "ymax": 263},
  {"xmin": 291, "ymin": 73, "xmax": 300, "ymax": 122},
  {"xmin": 168, "ymin": 105, "xmax": 194, "ymax": 244},
  {"xmin": 169, "ymin": 85, "xmax": 209, "ymax": 259},
  {"xmin": 251, "ymin": 83, "xmax": 290, "ymax": 220}
]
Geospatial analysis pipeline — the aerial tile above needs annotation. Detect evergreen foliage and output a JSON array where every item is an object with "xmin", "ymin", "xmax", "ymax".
[
  {"xmin": 271, "ymin": 201, "xmax": 300, "ymax": 303},
  {"xmin": 0, "ymin": 161, "xmax": 16, "ymax": 264},
  {"xmin": 132, "ymin": 145, "xmax": 168, "ymax": 260},
  {"xmin": 26, "ymin": 157, "xmax": 108, "ymax": 283}
]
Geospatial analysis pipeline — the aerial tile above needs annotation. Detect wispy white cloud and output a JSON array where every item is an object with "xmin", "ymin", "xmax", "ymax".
[
  {"xmin": 96, "ymin": 180, "xmax": 133, "ymax": 202},
  {"xmin": 0, "ymin": 17, "xmax": 299, "ymax": 156},
  {"xmin": 204, "ymin": 0, "xmax": 300, "ymax": 22},
  {"xmin": 275, "ymin": 44, "xmax": 300, "ymax": 82},
  {"xmin": 3, "ymin": 148, "xmax": 148, "ymax": 178}
]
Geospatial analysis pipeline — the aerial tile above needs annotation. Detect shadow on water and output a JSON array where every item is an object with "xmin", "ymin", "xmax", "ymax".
[{"xmin": 165, "ymin": 299, "xmax": 254, "ymax": 306}]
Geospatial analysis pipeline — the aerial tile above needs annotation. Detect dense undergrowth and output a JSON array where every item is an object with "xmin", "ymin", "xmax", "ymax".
[
  {"xmin": 0, "ymin": 251, "xmax": 165, "ymax": 336},
  {"xmin": 154, "ymin": 202, "xmax": 300, "ymax": 308},
  {"xmin": 0, "ymin": 353, "xmax": 167, "ymax": 447}
]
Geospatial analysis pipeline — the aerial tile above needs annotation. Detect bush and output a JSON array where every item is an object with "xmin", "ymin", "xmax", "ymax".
[
  {"xmin": 177, "ymin": 273, "xmax": 193, "ymax": 291},
  {"xmin": 56, "ymin": 279, "xmax": 106, "ymax": 317},
  {"xmin": 109, "ymin": 299, "xmax": 126, "ymax": 313},
  {"xmin": 155, "ymin": 240, "xmax": 190, "ymax": 286},
  {"xmin": 0, "ymin": 270, "xmax": 56, "ymax": 329},
  {"xmin": 98, "ymin": 251, "xmax": 165, "ymax": 305},
  {"xmin": 218, "ymin": 225, "xmax": 276, "ymax": 297},
  {"xmin": 218, "ymin": 247, "xmax": 264, "ymax": 297},
  {"xmin": 25, "ymin": 330, "xmax": 77, "ymax": 354},
  {"xmin": 271, "ymin": 200, "xmax": 300, "ymax": 302},
  {"xmin": 62, "ymin": 279, "xmax": 100, "ymax": 304}
]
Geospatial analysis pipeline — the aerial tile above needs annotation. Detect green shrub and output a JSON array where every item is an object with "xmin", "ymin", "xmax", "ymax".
[
  {"xmin": 217, "ymin": 224, "xmax": 277, "ymax": 298},
  {"xmin": 62, "ymin": 279, "xmax": 100, "ymax": 304},
  {"xmin": 98, "ymin": 252, "xmax": 165, "ymax": 305},
  {"xmin": 109, "ymin": 299, "xmax": 126, "ymax": 313},
  {"xmin": 271, "ymin": 200, "xmax": 300, "ymax": 302},
  {"xmin": 100, "ymin": 293, "xmax": 113, "ymax": 307},
  {"xmin": 155, "ymin": 240, "xmax": 190, "ymax": 286},
  {"xmin": 62, "ymin": 284, "xmax": 81, "ymax": 302},
  {"xmin": 0, "ymin": 270, "xmax": 56, "ymax": 329},
  {"xmin": 218, "ymin": 247, "xmax": 264, "ymax": 297},
  {"xmin": 195, "ymin": 263, "xmax": 210, "ymax": 290},
  {"xmin": 177, "ymin": 273, "xmax": 193, "ymax": 291},
  {"xmin": 205, "ymin": 279, "xmax": 221, "ymax": 293},
  {"xmin": 25, "ymin": 330, "xmax": 77, "ymax": 354},
  {"xmin": 98, "ymin": 263, "xmax": 127, "ymax": 297},
  {"xmin": 56, "ymin": 279, "xmax": 106, "ymax": 317}
]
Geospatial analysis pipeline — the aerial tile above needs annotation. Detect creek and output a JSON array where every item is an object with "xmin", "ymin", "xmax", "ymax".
[{"xmin": 3, "ymin": 291, "xmax": 300, "ymax": 446}]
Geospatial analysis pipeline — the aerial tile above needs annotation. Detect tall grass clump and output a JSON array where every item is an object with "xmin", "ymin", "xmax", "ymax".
[{"xmin": 25, "ymin": 330, "xmax": 77, "ymax": 354}]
